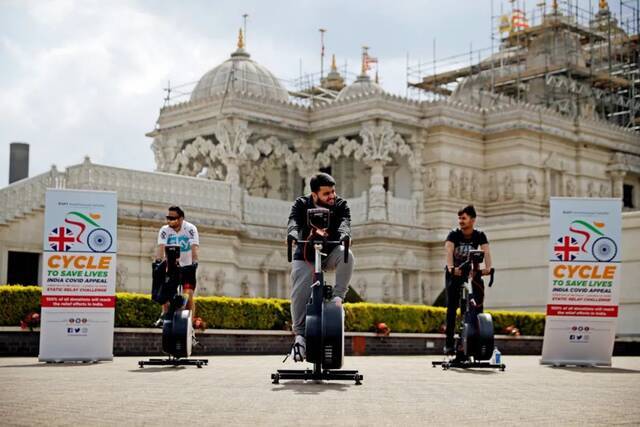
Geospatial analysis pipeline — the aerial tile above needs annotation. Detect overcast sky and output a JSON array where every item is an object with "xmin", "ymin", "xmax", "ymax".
[{"xmin": 0, "ymin": 0, "xmax": 604, "ymax": 188}]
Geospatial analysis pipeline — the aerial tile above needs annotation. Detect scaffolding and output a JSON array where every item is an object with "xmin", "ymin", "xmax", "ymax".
[
  {"xmin": 287, "ymin": 65, "xmax": 359, "ymax": 105},
  {"xmin": 160, "ymin": 63, "xmax": 357, "ymax": 108},
  {"xmin": 408, "ymin": 0, "xmax": 640, "ymax": 131}
]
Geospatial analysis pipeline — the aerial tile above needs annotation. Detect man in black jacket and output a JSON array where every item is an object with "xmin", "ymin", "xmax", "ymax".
[{"xmin": 286, "ymin": 173, "xmax": 354, "ymax": 362}]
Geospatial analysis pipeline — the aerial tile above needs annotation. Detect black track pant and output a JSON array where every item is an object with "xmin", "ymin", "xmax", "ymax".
[{"xmin": 445, "ymin": 271, "xmax": 485, "ymax": 348}]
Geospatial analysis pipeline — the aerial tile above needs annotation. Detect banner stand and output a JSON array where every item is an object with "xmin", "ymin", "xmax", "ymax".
[
  {"xmin": 541, "ymin": 197, "xmax": 622, "ymax": 367},
  {"xmin": 39, "ymin": 189, "xmax": 117, "ymax": 362}
]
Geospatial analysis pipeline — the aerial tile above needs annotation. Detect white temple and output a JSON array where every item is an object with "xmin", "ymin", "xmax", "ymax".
[{"xmin": 1, "ymin": 28, "xmax": 639, "ymax": 334}]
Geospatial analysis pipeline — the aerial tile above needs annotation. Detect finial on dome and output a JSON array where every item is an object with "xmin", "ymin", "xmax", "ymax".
[
  {"xmin": 331, "ymin": 54, "xmax": 337, "ymax": 71},
  {"xmin": 231, "ymin": 28, "xmax": 250, "ymax": 58},
  {"xmin": 237, "ymin": 28, "xmax": 245, "ymax": 49}
]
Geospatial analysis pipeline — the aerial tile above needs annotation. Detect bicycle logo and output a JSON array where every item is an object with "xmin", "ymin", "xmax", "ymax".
[
  {"xmin": 568, "ymin": 220, "xmax": 617, "ymax": 262},
  {"xmin": 48, "ymin": 211, "xmax": 113, "ymax": 253}
]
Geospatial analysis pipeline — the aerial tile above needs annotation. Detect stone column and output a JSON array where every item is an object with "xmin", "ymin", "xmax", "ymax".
[
  {"xmin": 213, "ymin": 118, "xmax": 252, "ymax": 186},
  {"xmin": 367, "ymin": 160, "xmax": 387, "ymax": 221},
  {"xmin": 394, "ymin": 268, "xmax": 402, "ymax": 303},
  {"xmin": 225, "ymin": 162, "xmax": 240, "ymax": 185},
  {"xmin": 359, "ymin": 121, "xmax": 397, "ymax": 222},
  {"xmin": 293, "ymin": 138, "xmax": 320, "ymax": 194},
  {"xmin": 212, "ymin": 118, "xmax": 252, "ymax": 217},
  {"xmin": 609, "ymin": 170, "xmax": 626, "ymax": 198},
  {"xmin": 409, "ymin": 132, "xmax": 425, "ymax": 223},
  {"xmin": 279, "ymin": 163, "xmax": 289, "ymax": 200},
  {"xmin": 544, "ymin": 168, "xmax": 551, "ymax": 201},
  {"xmin": 261, "ymin": 267, "xmax": 269, "ymax": 298}
]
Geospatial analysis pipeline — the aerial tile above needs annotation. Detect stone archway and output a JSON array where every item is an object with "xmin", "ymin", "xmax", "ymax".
[{"xmin": 311, "ymin": 121, "xmax": 424, "ymax": 221}]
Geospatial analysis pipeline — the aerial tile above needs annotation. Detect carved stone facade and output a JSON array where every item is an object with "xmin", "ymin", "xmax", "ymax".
[{"xmin": 1, "ymin": 42, "xmax": 640, "ymax": 333}]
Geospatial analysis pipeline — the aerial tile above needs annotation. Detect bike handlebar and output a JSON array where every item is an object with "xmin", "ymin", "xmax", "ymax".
[
  {"xmin": 287, "ymin": 237, "xmax": 350, "ymax": 263},
  {"xmin": 445, "ymin": 266, "xmax": 496, "ymax": 287},
  {"xmin": 487, "ymin": 267, "xmax": 495, "ymax": 287}
]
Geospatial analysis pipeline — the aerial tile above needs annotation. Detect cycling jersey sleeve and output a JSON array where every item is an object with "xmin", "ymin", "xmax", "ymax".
[
  {"xmin": 157, "ymin": 227, "xmax": 168, "ymax": 245},
  {"xmin": 188, "ymin": 224, "xmax": 200, "ymax": 246}
]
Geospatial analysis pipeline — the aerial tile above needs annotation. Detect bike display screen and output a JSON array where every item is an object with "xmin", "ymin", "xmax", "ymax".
[
  {"xmin": 468, "ymin": 250, "xmax": 485, "ymax": 264},
  {"xmin": 307, "ymin": 208, "xmax": 330, "ymax": 230}
]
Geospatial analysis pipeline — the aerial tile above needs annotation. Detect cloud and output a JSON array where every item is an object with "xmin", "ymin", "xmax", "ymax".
[
  {"xmin": 0, "ymin": 0, "xmax": 494, "ymax": 187},
  {"xmin": 0, "ymin": 1, "xmax": 232, "ymax": 186}
]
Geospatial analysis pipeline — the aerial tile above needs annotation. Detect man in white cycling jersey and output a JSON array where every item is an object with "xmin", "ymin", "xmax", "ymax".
[{"xmin": 155, "ymin": 205, "xmax": 200, "ymax": 326}]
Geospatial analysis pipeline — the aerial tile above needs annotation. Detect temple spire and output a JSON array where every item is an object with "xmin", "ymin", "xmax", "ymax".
[{"xmin": 237, "ymin": 28, "xmax": 245, "ymax": 49}]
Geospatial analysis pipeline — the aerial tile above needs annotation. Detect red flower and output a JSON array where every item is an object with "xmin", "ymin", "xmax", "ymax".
[
  {"xmin": 20, "ymin": 311, "xmax": 41, "ymax": 331},
  {"xmin": 503, "ymin": 325, "xmax": 521, "ymax": 336},
  {"xmin": 192, "ymin": 317, "xmax": 207, "ymax": 331},
  {"xmin": 376, "ymin": 322, "xmax": 391, "ymax": 336}
]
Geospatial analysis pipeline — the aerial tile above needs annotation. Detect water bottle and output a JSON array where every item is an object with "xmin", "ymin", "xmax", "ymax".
[{"xmin": 493, "ymin": 346, "xmax": 502, "ymax": 365}]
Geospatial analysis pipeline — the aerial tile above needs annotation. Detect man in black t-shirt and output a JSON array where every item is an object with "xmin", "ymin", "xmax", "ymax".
[{"xmin": 443, "ymin": 204, "xmax": 492, "ymax": 354}]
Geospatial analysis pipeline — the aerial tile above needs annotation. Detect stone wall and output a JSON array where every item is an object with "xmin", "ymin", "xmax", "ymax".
[{"xmin": 2, "ymin": 328, "xmax": 639, "ymax": 357}]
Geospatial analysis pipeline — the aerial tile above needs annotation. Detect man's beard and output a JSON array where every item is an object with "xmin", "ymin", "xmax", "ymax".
[{"xmin": 316, "ymin": 198, "xmax": 334, "ymax": 208}]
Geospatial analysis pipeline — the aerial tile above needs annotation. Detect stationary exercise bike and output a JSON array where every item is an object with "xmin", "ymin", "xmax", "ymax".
[
  {"xmin": 139, "ymin": 245, "xmax": 208, "ymax": 368},
  {"xmin": 271, "ymin": 208, "xmax": 363, "ymax": 385},
  {"xmin": 433, "ymin": 249, "xmax": 505, "ymax": 371}
]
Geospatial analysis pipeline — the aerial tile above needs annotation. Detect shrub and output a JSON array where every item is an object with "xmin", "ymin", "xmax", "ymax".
[
  {"xmin": 195, "ymin": 296, "xmax": 288, "ymax": 330},
  {"xmin": 0, "ymin": 285, "xmax": 41, "ymax": 326},
  {"xmin": 345, "ymin": 303, "xmax": 446, "ymax": 333},
  {"xmin": 0, "ymin": 285, "xmax": 545, "ymax": 335}
]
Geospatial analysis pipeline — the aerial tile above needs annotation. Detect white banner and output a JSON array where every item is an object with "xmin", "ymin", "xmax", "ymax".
[
  {"xmin": 39, "ymin": 189, "xmax": 117, "ymax": 362},
  {"xmin": 541, "ymin": 198, "xmax": 622, "ymax": 366}
]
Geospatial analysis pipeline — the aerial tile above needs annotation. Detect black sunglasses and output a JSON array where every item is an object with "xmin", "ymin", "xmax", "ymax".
[{"xmin": 166, "ymin": 216, "xmax": 180, "ymax": 220}]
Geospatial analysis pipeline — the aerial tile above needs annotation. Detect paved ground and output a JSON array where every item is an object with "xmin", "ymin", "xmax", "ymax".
[{"xmin": 1, "ymin": 355, "xmax": 639, "ymax": 426}]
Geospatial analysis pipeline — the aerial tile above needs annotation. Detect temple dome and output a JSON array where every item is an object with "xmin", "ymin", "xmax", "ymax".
[
  {"xmin": 190, "ymin": 34, "xmax": 289, "ymax": 103},
  {"xmin": 335, "ymin": 73, "xmax": 384, "ymax": 101}
]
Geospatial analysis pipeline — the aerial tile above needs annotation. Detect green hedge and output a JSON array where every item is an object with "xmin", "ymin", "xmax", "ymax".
[
  {"xmin": 345, "ymin": 303, "xmax": 446, "ymax": 333},
  {"xmin": 0, "ymin": 285, "xmax": 41, "ymax": 326},
  {"xmin": 0, "ymin": 285, "xmax": 545, "ymax": 335}
]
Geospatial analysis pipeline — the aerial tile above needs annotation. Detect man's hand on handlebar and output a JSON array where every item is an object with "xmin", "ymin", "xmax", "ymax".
[
  {"xmin": 315, "ymin": 228, "xmax": 328, "ymax": 238},
  {"xmin": 448, "ymin": 266, "xmax": 463, "ymax": 277},
  {"xmin": 286, "ymin": 233, "xmax": 297, "ymax": 246}
]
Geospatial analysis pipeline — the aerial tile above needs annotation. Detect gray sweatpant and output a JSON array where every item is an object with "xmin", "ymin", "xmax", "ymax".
[{"xmin": 290, "ymin": 245, "xmax": 355, "ymax": 336}]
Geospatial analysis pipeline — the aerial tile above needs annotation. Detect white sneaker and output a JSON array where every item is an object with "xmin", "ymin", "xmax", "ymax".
[{"xmin": 290, "ymin": 335, "xmax": 306, "ymax": 362}]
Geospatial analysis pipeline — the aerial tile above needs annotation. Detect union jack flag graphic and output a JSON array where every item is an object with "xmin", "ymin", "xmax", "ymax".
[
  {"xmin": 554, "ymin": 235, "xmax": 580, "ymax": 261},
  {"xmin": 48, "ymin": 227, "xmax": 75, "ymax": 252}
]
